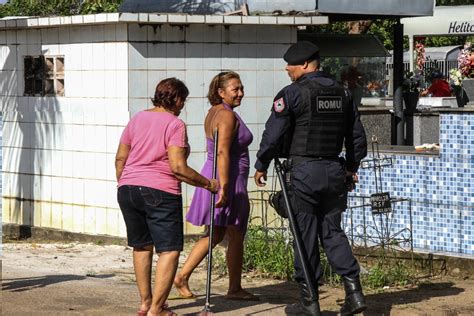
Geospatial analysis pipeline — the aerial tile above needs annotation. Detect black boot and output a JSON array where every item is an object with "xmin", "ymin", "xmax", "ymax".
[
  {"xmin": 340, "ymin": 276, "xmax": 367, "ymax": 315},
  {"xmin": 285, "ymin": 282, "xmax": 321, "ymax": 316}
]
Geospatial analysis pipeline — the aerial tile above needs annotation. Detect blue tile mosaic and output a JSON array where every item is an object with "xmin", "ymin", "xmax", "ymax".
[{"xmin": 344, "ymin": 112, "xmax": 474, "ymax": 257}]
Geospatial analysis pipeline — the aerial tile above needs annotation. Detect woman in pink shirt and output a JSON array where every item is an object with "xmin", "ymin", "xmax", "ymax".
[{"xmin": 115, "ymin": 78, "xmax": 218, "ymax": 316}]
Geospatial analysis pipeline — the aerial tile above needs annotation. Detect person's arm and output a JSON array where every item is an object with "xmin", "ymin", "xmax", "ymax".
[
  {"xmin": 115, "ymin": 143, "xmax": 130, "ymax": 182},
  {"xmin": 254, "ymin": 89, "xmax": 295, "ymax": 186},
  {"xmin": 344, "ymin": 97, "xmax": 367, "ymax": 173},
  {"xmin": 168, "ymin": 146, "xmax": 218, "ymax": 193},
  {"xmin": 214, "ymin": 109, "xmax": 237, "ymax": 207}
]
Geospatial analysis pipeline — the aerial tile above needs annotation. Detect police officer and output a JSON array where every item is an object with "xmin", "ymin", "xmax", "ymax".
[{"xmin": 254, "ymin": 41, "xmax": 368, "ymax": 315}]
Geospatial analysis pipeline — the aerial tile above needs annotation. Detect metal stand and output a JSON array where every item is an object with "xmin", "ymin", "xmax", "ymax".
[
  {"xmin": 201, "ymin": 129, "xmax": 218, "ymax": 315},
  {"xmin": 274, "ymin": 158, "xmax": 317, "ymax": 301},
  {"xmin": 347, "ymin": 136, "xmax": 413, "ymax": 253}
]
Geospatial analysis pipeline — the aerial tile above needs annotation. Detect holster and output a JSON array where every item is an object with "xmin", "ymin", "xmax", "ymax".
[{"xmin": 269, "ymin": 159, "xmax": 293, "ymax": 219}]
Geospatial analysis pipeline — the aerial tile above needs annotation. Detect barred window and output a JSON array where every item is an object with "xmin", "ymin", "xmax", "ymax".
[{"xmin": 24, "ymin": 55, "xmax": 64, "ymax": 96}]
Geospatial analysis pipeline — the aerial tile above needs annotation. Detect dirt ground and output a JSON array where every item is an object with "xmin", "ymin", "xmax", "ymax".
[{"xmin": 2, "ymin": 241, "xmax": 474, "ymax": 315}]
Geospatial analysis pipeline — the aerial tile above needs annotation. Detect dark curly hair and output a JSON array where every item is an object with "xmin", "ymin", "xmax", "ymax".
[
  {"xmin": 207, "ymin": 71, "xmax": 241, "ymax": 106},
  {"xmin": 152, "ymin": 78, "xmax": 189, "ymax": 110}
]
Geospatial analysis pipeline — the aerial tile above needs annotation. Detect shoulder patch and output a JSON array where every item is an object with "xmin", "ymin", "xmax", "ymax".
[{"xmin": 273, "ymin": 97, "xmax": 286, "ymax": 113}]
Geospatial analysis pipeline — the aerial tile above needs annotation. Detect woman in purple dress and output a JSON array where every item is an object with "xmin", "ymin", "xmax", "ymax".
[{"xmin": 174, "ymin": 71, "xmax": 257, "ymax": 300}]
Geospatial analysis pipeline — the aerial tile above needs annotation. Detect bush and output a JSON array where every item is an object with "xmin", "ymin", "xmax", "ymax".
[{"xmin": 243, "ymin": 226, "xmax": 294, "ymax": 279}]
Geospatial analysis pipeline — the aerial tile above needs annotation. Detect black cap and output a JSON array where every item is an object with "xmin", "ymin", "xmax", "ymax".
[{"xmin": 283, "ymin": 41, "xmax": 320, "ymax": 65}]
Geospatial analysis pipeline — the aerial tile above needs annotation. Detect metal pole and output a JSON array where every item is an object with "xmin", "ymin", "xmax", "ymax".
[
  {"xmin": 393, "ymin": 19, "xmax": 405, "ymax": 145},
  {"xmin": 203, "ymin": 128, "xmax": 218, "ymax": 314},
  {"xmin": 274, "ymin": 158, "xmax": 317, "ymax": 301}
]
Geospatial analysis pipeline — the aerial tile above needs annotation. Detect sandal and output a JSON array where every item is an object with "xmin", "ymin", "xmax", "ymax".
[{"xmin": 137, "ymin": 302, "xmax": 169, "ymax": 316}]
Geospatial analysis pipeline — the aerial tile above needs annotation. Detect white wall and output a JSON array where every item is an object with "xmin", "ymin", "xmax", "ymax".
[
  {"xmin": 1, "ymin": 24, "xmax": 130, "ymax": 237},
  {"xmin": 1, "ymin": 22, "xmax": 296, "ymax": 237},
  {"xmin": 126, "ymin": 23, "xmax": 295, "ymax": 234}
]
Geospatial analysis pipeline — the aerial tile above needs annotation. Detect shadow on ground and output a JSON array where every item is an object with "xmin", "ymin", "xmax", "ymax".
[
  {"xmin": 172, "ymin": 280, "xmax": 466, "ymax": 315},
  {"xmin": 362, "ymin": 282, "xmax": 464, "ymax": 315},
  {"xmin": 2, "ymin": 274, "xmax": 115, "ymax": 292},
  {"xmin": 172, "ymin": 281, "xmax": 341, "ymax": 315}
]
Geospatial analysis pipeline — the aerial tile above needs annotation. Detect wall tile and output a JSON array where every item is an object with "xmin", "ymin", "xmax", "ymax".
[
  {"xmin": 166, "ymin": 43, "xmax": 185, "ymax": 70},
  {"xmin": 129, "ymin": 42, "xmax": 147, "ymax": 70},
  {"xmin": 129, "ymin": 70, "xmax": 148, "ymax": 98}
]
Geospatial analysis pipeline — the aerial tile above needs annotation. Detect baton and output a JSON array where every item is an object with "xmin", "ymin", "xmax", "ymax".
[
  {"xmin": 274, "ymin": 158, "xmax": 317, "ymax": 301},
  {"xmin": 201, "ymin": 128, "xmax": 219, "ymax": 315}
]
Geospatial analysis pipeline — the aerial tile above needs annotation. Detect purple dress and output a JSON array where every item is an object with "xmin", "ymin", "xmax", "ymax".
[{"xmin": 186, "ymin": 104, "xmax": 253, "ymax": 231}]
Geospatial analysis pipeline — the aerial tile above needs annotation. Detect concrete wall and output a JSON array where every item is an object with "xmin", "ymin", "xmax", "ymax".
[{"xmin": 1, "ymin": 22, "xmax": 296, "ymax": 237}]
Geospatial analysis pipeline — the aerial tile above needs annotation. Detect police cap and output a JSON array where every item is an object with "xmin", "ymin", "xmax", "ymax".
[{"xmin": 283, "ymin": 41, "xmax": 320, "ymax": 65}]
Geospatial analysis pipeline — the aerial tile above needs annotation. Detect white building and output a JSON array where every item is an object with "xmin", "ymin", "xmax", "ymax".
[{"xmin": 0, "ymin": 13, "xmax": 327, "ymax": 237}]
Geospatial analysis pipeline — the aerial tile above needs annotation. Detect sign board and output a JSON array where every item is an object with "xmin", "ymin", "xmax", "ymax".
[
  {"xmin": 370, "ymin": 192, "xmax": 392, "ymax": 214},
  {"xmin": 402, "ymin": 6, "xmax": 474, "ymax": 37}
]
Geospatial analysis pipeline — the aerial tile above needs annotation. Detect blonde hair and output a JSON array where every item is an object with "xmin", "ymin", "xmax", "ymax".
[{"xmin": 207, "ymin": 71, "xmax": 241, "ymax": 106}]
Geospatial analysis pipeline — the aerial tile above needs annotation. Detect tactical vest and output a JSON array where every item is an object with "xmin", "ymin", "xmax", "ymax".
[{"xmin": 289, "ymin": 78, "xmax": 349, "ymax": 157}]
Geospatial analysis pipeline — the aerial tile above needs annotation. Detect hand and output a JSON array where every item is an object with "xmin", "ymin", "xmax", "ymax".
[
  {"xmin": 205, "ymin": 179, "xmax": 219, "ymax": 193},
  {"xmin": 254, "ymin": 170, "xmax": 267, "ymax": 187},
  {"xmin": 345, "ymin": 171, "xmax": 358, "ymax": 192},
  {"xmin": 215, "ymin": 188, "xmax": 227, "ymax": 208}
]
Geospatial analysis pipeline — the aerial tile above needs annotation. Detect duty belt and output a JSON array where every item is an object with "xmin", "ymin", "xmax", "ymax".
[{"xmin": 289, "ymin": 155, "xmax": 340, "ymax": 165}]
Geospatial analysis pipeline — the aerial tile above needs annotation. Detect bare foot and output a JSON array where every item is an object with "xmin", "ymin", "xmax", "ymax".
[
  {"xmin": 225, "ymin": 288, "xmax": 259, "ymax": 301},
  {"xmin": 173, "ymin": 274, "xmax": 196, "ymax": 298},
  {"xmin": 146, "ymin": 305, "xmax": 177, "ymax": 316}
]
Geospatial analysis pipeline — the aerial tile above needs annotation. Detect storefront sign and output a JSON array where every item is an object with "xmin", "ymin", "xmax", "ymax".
[{"xmin": 448, "ymin": 21, "xmax": 474, "ymax": 34}]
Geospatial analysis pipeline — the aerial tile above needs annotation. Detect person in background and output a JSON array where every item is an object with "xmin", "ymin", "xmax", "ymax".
[
  {"xmin": 254, "ymin": 41, "xmax": 368, "ymax": 315},
  {"xmin": 341, "ymin": 57, "xmax": 364, "ymax": 107},
  {"xmin": 115, "ymin": 78, "xmax": 218, "ymax": 316},
  {"xmin": 421, "ymin": 70, "xmax": 452, "ymax": 97},
  {"xmin": 174, "ymin": 71, "xmax": 257, "ymax": 301}
]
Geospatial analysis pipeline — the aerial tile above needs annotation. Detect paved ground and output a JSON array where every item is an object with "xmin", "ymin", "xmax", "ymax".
[{"xmin": 2, "ymin": 242, "xmax": 474, "ymax": 315}]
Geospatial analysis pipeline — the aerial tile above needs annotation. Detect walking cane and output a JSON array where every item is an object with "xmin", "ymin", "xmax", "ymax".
[
  {"xmin": 199, "ymin": 128, "xmax": 219, "ymax": 316},
  {"xmin": 274, "ymin": 158, "xmax": 317, "ymax": 301}
]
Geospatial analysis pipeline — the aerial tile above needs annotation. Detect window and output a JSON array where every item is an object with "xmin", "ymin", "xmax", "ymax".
[{"xmin": 24, "ymin": 55, "xmax": 64, "ymax": 96}]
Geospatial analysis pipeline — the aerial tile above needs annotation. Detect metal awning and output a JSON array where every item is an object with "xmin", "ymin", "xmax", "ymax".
[
  {"xmin": 298, "ymin": 34, "xmax": 390, "ymax": 58},
  {"xmin": 119, "ymin": 0, "xmax": 434, "ymax": 20}
]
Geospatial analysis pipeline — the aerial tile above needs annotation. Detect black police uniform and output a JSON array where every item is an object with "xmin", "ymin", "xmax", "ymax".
[{"xmin": 255, "ymin": 66, "xmax": 367, "ymax": 315}]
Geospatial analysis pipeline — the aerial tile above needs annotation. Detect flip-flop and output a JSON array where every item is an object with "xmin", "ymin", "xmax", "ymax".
[{"xmin": 167, "ymin": 293, "xmax": 197, "ymax": 300}]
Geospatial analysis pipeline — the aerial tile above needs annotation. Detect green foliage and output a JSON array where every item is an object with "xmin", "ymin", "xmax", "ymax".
[
  {"xmin": 80, "ymin": 0, "xmax": 122, "ymax": 14},
  {"xmin": 436, "ymin": 0, "xmax": 473, "ymax": 5},
  {"xmin": 362, "ymin": 260, "xmax": 415, "ymax": 289},
  {"xmin": 368, "ymin": 19, "xmax": 397, "ymax": 51},
  {"xmin": 0, "ymin": 0, "xmax": 121, "ymax": 18},
  {"xmin": 243, "ymin": 226, "xmax": 294, "ymax": 279},
  {"xmin": 210, "ymin": 246, "xmax": 228, "ymax": 277}
]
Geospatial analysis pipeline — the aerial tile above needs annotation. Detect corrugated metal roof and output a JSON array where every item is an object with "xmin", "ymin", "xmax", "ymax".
[{"xmin": 119, "ymin": 0, "xmax": 434, "ymax": 19}]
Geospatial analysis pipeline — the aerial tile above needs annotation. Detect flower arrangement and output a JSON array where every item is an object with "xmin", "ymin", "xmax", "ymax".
[
  {"xmin": 449, "ymin": 68, "xmax": 463, "ymax": 87},
  {"xmin": 415, "ymin": 42, "xmax": 426, "ymax": 72},
  {"xmin": 458, "ymin": 42, "xmax": 471, "ymax": 78}
]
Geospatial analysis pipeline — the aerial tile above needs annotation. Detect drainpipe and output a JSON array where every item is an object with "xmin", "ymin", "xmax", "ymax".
[
  {"xmin": 409, "ymin": 35, "xmax": 414, "ymax": 72},
  {"xmin": 393, "ymin": 19, "xmax": 405, "ymax": 145}
]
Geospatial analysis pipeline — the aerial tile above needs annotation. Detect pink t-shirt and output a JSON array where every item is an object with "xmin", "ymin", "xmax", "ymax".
[{"xmin": 118, "ymin": 111, "xmax": 188, "ymax": 195}]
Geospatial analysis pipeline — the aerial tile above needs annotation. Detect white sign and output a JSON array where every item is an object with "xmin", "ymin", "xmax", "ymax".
[{"xmin": 448, "ymin": 21, "xmax": 474, "ymax": 34}]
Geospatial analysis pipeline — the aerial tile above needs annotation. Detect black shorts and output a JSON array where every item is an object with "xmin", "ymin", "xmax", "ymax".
[{"xmin": 117, "ymin": 185, "xmax": 183, "ymax": 253}]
